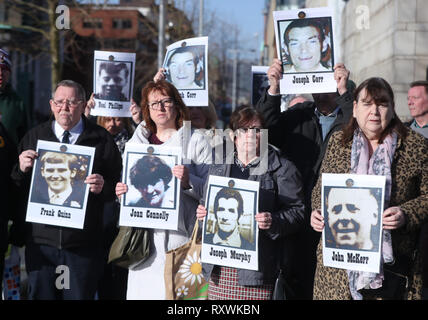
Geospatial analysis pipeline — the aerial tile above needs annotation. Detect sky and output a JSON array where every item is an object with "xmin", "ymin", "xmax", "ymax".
[
  {"xmin": 204, "ymin": 0, "xmax": 266, "ymax": 57},
  {"xmin": 204, "ymin": 0, "xmax": 265, "ymax": 42},
  {"xmin": 80, "ymin": 0, "xmax": 267, "ymax": 60}
]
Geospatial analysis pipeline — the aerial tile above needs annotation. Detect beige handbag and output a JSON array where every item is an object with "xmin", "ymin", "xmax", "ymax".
[{"xmin": 164, "ymin": 220, "xmax": 209, "ymax": 300}]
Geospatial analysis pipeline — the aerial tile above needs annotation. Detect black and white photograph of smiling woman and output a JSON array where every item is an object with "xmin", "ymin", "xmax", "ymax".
[
  {"xmin": 119, "ymin": 143, "xmax": 182, "ymax": 231},
  {"xmin": 124, "ymin": 153, "xmax": 176, "ymax": 209}
]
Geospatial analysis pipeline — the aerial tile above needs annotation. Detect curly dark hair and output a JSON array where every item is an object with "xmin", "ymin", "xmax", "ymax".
[{"xmin": 129, "ymin": 155, "xmax": 172, "ymax": 190}]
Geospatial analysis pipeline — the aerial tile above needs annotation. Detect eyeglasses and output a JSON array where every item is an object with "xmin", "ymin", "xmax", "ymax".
[
  {"xmin": 148, "ymin": 98, "xmax": 174, "ymax": 110},
  {"xmin": 237, "ymin": 127, "xmax": 262, "ymax": 134},
  {"xmin": 52, "ymin": 99, "xmax": 82, "ymax": 108}
]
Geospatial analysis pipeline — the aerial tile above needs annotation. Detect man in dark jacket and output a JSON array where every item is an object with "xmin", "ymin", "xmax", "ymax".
[
  {"xmin": 11, "ymin": 80, "xmax": 122, "ymax": 300},
  {"xmin": 406, "ymin": 81, "xmax": 428, "ymax": 299},
  {"xmin": 256, "ymin": 59, "xmax": 353, "ymax": 299},
  {"xmin": 0, "ymin": 122, "xmax": 17, "ymax": 291},
  {"xmin": 0, "ymin": 48, "xmax": 32, "ymax": 144}
]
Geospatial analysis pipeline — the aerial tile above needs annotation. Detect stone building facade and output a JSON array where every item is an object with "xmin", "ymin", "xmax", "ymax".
[{"xmin": 306, "ymin": 0, "xmax": 428, "ymax": 120}]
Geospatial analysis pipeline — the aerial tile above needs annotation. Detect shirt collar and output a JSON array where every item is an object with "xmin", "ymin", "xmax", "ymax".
[
  {"xmin": 234, "ymin": 152, "xmax": 260, "ymax": 171},
  {"xmin": 412, "ymin": 119, "xmax": 428, "ymax": 128},
  {"xmin": 314, "ymin": 106, "xmax": 340, "ymax": 118},
  {"xmin": 48, "ymin": 186, "xmax": 73, "ymax": 205},
  {"xmin": 53, "ymin": 118, "xmax": 84, "ymax": 144},
  {"xmin": 213, "ymin": 228, "xmax": 242, "ymax": 247}
]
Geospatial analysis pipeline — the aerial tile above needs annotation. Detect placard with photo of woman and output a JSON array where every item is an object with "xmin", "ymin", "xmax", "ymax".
[{"xmin": 119, "ymin": 143, "xmax": 182, "ymax": 231}]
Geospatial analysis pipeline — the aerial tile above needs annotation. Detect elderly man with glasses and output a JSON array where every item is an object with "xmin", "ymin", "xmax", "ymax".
[{"xmin": 11, "ymin": 80, "xmax": 122, "ymax": 300}]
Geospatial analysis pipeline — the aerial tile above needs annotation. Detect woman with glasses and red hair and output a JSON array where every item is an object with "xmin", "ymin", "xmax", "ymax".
[{"xmin": 115, "ymin": 80, "xmax": 211, "ymax": 300}]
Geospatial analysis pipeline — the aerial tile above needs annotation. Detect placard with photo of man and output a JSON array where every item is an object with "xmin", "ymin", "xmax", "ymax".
[
  {"xmin": 91, "ymin": 50, "xmax": 136, "ymax": 117},
  {"xmin": 119, "ymin": 143, "xmax": 182, "ymax": 231},
  {"xmin": 26, "ymin": 140, "xmax": 95, "ymax": 229},
  {"xmin": 321, "ymin": 173, "xmax": 386, "ymax": 273},
  {"xmin": 162, "ymin": 36, "xmax": 208, "ymax": 106},
  {"xmin": 273, "ymin": 7, "xmax": 337, "ymax": 94},
  {"xmin": 201, "ymin": 175, "xmax": 259, "ymax": 271}
]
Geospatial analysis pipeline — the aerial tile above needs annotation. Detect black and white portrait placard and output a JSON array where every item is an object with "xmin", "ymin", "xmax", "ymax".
[
  {"xmin": 119, "ymin": 143, "xmax": 182, "ymax": 230},
  {"xmin": 162, "ymin": 36, "xmax": 208, "ymax": 106},
  {"xmin": 201, "ymin": 175, "xmax": 259, "ymax": 271},
  {"xmin": 251, "ymin": 66, "xmax": 269, "ymax": 105},
  {"xmin": 273, "ymin": 7, "xmax": 337, "ymax": 94},
  {"xmin": 92, "ymin": 50, "xmax": 136, "ymax": 117},
  {"xmin": 321, "ymin": 173, "xmax": 386, "ymax": 273},
  {"xmin": 26, "ymin": 140, "xmax": 95, "ymax": 229}
]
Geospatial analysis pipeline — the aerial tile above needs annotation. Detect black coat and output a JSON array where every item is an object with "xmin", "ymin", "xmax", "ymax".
[
  {"xmin": 0, "ymin": 123, "xmax": 17, "ymax": 257},
  {"xmin": 11, "ymin": 116, "xmax": 122, "ymax": 249},
  {"xmin": 256, "ymin": 90, "xmax": 354, "ymax": 208}
]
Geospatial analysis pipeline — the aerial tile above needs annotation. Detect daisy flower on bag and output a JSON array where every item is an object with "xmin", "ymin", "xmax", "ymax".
[
  {"xmin": 178, "ymin": 251, "xmax": 203, "ymax": 285},
  {"xmin": 177, "ymin": 285, "xmax": 189, "ymax": 297}
]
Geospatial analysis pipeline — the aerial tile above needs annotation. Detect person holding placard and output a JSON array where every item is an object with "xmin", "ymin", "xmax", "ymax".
[
  {"xmin": 11, "ymin": 80, "xmax": 122, "ymax": 300},
  {"xmin": 310, "ymin": 77, "xmax": 428, "ymax": 300},
  {"xmin": 196, "ymin": 105, "xmax": 305, "ymax": 300},
  {"xmin": 0, "ymin": 121, "xmax": 17, "ymax": 289},
  {"xmin": 115, "ymin": 80, "xmax": 211, "ymax": 300}
]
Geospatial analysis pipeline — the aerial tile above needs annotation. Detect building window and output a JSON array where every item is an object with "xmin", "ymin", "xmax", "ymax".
[
  {"xmin": 113, "ymin": 19, "xmax": 132, "ymax": 29},
  {"xmin": 83, "ymin": 18, "xmax": 103, "ymax": 29}
]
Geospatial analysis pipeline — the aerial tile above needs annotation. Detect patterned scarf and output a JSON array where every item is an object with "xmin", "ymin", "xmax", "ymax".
[
  {"xmin": 113, "ymin": 128, "xmax": 130, "ymax": 155},
  {"xmin": 347, "ymin": 128, "xmax": 397, "ymax": 300}
]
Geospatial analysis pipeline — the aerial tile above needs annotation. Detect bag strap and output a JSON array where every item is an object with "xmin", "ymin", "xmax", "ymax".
[{"xmin": 191, "ymin": 219, "xmax": 199, "ymax": 245}]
